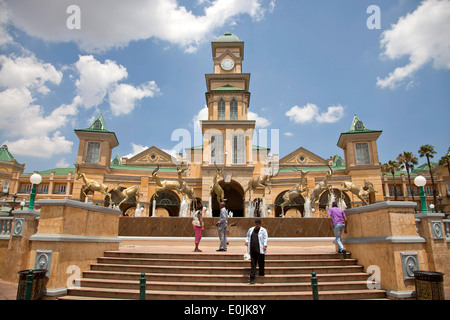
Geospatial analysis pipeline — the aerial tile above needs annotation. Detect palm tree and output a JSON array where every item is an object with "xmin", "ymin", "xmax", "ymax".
[
  {"xmin": 418, "ymin": 144, "xmax": 437, "ymax": 208},
  {"xmin": 438, "ymin": 153, "xmax": 450, "ymax": 175},
  {"xmin": 396, "ymin": 152, "xmax": 418, "ymax": 202},
  {"xmin": 383, "ymin": 160, "xmax": 401, "ymax": 200}
]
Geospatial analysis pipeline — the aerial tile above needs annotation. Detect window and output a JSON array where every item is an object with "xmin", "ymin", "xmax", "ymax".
[
  {"xmin": 93, "ymin": 119, "xmax": 102, "ymax": 130},
  {"xmin": 424, "ymin": 186, "xmax": 434, "ymax": 196},
  {"xmin": 210, "ymin": 134, "xmax": 224, "ymax": 164},
  {"xmin": 389, "ymin": 186, "xmax": 403, "ymax": 197},
  {"xmin": 85, "ymin": 142, "xmax": 101, "ymax": 164},
  {"xmin": 218, "ymin": 100, "xmax": 225, "ymax": 120},
  {"xmin": 230, "ymin": 99, "xmax": 238, "ymax": 120},
  {"xmin": 37, "ymin": 184, "xmax": 48, "ymax": 194},
  {"xmin": 20, "ymin": 184, "xmax": 32, "ymax": 193},
  {"xmin": 407, "ymin": 186, "xmax": 419, "ymax": 197},
  {"xmin": 232, "ymin": 134, "xmax": 245, "ymax": 164},
  {"xmin": 54, "ymin": 184, "xmax": 66, "ymax": 194},
  {"xmin": 355, "ymin": 142, "xmax": 370, "ymax": 165}
]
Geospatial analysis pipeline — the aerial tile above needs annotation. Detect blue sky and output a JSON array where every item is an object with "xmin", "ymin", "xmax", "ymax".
[{"xmin": 0, "ymin": 0, "xmax": 449, "ymax": 172}]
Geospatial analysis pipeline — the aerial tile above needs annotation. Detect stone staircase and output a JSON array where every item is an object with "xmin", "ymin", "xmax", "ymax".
[{"xmin": 59, "ymin": 251, "xmax": 386, "ymax": 300}]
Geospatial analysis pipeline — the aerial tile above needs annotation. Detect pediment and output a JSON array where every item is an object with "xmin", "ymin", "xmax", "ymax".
[
  {"xmin": 214, "ymin": 49, "xmax": 242, "ymax": 62},
  {"xmin": 279, "ymin": 147, "xmax": 329, "ymax": 166},
  {"xmin": 126, "ymin": 146, "xmax": 174, "ymax": 166}
]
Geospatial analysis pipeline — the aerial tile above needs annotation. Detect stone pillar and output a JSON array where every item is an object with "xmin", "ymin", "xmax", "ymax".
[
  {"xmin": 2, "ymin": 209, "xmax": 40, "ymax": 282},
  {"xmin": 28, "ymin": 199, "xmax": 121, "ymax": 297},
  {"xmin": 342, "ymin": 201, "xmax": 427, "ymax": 299},
  {"xmin": 415, "ymin": 212, "xmax": 450, "ymax": 285}
]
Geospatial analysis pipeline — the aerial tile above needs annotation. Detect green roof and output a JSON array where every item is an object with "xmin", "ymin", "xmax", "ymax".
[
  {"xmin": 74, "ymin": 114, "xmax": 115, "ymax": 134},
  {"xmin": 38, "ymin": 168, "xmax": 76, "ymax": 175},
  {"xmin": 111, "ymin": 154, "xmax": 122, "ymax": 166},
  {"xmin": 342, "ymin": 115, "xmax": 382, "ymax": 135},
  {"xmin": 216, "ymin": 32, "xmax": 241, "ymax": 43},
  {"xmin": 211, "ymin": 84, "xmax": 244, "ymax": 92},
  {"xmin": 0, "ymin": 145, "xmax": 18, "ymax": 164}
]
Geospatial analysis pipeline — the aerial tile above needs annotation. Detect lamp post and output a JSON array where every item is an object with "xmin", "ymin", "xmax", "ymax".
[
  {"xmin": 28, "ymin": 173, "xmax": 42, "ymax": 210},
  {"xmin": 414, "ymin": 175, "xmax": 428, "ymax": 213}
]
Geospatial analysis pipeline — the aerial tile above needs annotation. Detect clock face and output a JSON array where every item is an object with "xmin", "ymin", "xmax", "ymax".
[{"xmin": 221, "ymin": 58, "xmax": 234, "ymax": 71}]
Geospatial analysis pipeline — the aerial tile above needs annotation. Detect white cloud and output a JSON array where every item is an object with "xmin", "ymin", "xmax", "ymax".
[
  {"xmin": 74, "ymin": 55, "xmax": 127, "ymax": 109},
  {"xmin": 55, "ymin": 158, "xmax": 70, "ymax": 168},
  {"xmin": 4, "ymin": 0, "xmax": 273, "ymax": 53},
  {"xmin": 71, "ymin": 55, "xmax": 160, "ymax": 115},
  {"xmin": 285, "ymin": 103, "xmax": 344, "ymax": 124},
  {"xmin": 0, "ymin": 54, "xmax": 76, "ymax": 159},
  {"xmin": 315, "ymin": 105, "xmax": 345, "ymax": 123},
  {"xmin": 192, "ymin": 106, "xmax": 209, "ymax": 131},
  {"xmin": 248, "ymin": 111, "xmax": 271, "ymax": 128},
  {"xmin": 0, "ymin": 0, "xmax": 13, "ymax": 46},
  {"xmin": 4, "ymin": 131, "xmax": 73, "ymax": 158},
  {"xmin": 123, "ymin": 143, "xmax": 149, "ymax": 159},
  {"xmin": 0, "ymin": 55, "xmax": 62, "ymax": 92},
  {"xmin": 285, "ymin": 103, "xmax": 318, "ymax": 124},
  {"xmin": 377, "ymin": 0, "xmax": 450, "ymax": 89},
  {"xmin": 284, "ymin": 132, "xmax": 293, "ymax": 137},
  {"xmin": 109, "ymin": 81, "xmax": 160, "ymax": 116}
]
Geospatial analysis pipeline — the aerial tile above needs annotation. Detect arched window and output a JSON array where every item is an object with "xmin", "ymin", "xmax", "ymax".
[
  {"xmin": 230, "ymin": 99, "xmax": 238, "ymax": 120},
  {"xmin": 218, "ymin": 99, "xmax": 225, "ymax": 120}
]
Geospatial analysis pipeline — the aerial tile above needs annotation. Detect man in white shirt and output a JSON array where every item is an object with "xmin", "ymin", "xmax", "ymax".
[
  {"xmin": 245, "ymin": 219, "xmax": 268, "ymax": 283},
  {"xmin": 216, "ymin": 202, "xmax": 228, "ymax": 251}
]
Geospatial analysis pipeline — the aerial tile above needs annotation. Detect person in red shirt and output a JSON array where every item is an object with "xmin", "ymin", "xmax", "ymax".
[{"xmin": 327, "ymin": 202, "xmax": 348, "ymax": 258}]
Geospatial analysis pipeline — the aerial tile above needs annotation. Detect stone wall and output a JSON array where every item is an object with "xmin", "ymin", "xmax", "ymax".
[{"xmin": 118, "ymin": 217, "xmax": 334, "ymax": 238}]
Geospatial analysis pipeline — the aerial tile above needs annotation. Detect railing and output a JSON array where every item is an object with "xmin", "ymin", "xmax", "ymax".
[{"xmin": 0, "ymin": 217, "xmax": 13, "ymax": 238}]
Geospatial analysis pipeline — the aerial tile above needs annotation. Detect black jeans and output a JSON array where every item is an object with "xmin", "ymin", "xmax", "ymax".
[{"xmin": 250, "ymin": 251, "xmax": 265, "ymax": 280}]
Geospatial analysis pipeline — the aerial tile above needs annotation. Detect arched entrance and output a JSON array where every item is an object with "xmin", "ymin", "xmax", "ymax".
[
  {"xmin": 318, "ymin": 188, "xmax": 351, "ymax": 211},
  {"xmin": 274, "ymin": 190, "xmax": 305, "ymax": 217},
  {"xmin": 150, "ymin": 191, "xmax": 180, "ymax": 216},
  {"xmin": 211, "ymin": 180, "xmax": 244, "ymax": 217}
]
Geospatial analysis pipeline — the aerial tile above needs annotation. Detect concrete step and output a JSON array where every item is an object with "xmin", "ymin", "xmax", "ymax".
[
  {"xmin": 82, "ymin": 270, "xmax": 371, "ymax": 283},
  {"xmin": 97, "ymin": 256, "xmax": 358, "ymax": 267},
  {"xmin": 90, "ymin": 263, "xmax": 364, "ymax": 275},
  {"xmin": 79, "ymin": 278, "xmax": 372, "ymax": 292},
  {"xmin": 63, "ymin": 287, "xmax": 386, "ymax": 300},
  {"xmin": 104, "ymin": 251, "xmax": 349, "ymax": 261}
]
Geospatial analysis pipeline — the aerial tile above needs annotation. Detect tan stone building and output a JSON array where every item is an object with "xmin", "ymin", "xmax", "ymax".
[{"xmin": 1, "ymin": 33, "xmax": 448, "ymax": 217}]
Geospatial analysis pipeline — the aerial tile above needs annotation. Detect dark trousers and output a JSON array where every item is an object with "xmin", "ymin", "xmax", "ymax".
[{"xmin": 250, "ymin": 251, "xmax": 265, "ymax": 280}]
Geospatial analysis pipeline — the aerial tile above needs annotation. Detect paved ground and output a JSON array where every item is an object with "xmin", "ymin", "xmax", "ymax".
[{"xmin": 1, "ymin": 238, "xmax": 449, "ymax": 300}]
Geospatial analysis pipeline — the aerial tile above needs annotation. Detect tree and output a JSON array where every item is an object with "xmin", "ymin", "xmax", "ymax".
[
  {"xmin": 418, "ymin": 144, "xmax": 437, "ymax": 208},
  {"xmin": 438, "ymin": 153, "xmax": 450, "ymax": 175},
  {"xmin": 383, "ymin": 160, "xmax": 401, "ymax": 201},
  {"xmin": 396, "ymin": 152, "xmax": 419, "ymax": 203}
]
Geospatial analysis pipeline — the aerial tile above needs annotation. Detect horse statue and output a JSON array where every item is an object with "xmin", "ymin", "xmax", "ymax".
[
  {"xmin": 210, "ymin": 162, "xmax": 226, "ymax": 204},
  {"xmin": 280, "ymin": 169, "xmax": 309, "ymax": 217},
  {"xmin": 109, "ymin": 183, "xmax": 142, "ymax": 208},
  {"xmin": 244, "ymin": 168, "xmax": 279, "ymax": 201},
  {"xmin": 150, "ymin": 164, "xmax": 180, "ymax": 197},
  {"xmin": 74, "ymin": 163, "xmax": 111, "ymax": 204},
  {"xmin": 342, "ymin": 180, "xmax": 377, "ymax": 205},
  {"xmin": 310, "ymin": 166, "xmax": 333, "ymax": 208}
]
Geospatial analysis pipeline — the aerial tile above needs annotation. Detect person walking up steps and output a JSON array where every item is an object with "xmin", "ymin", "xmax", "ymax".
[{"xmin": 327, "ymin": 201, "xmax": 348, "ymax": 258}]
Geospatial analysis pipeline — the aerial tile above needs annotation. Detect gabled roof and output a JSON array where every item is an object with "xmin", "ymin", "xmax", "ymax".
[
  {"xmin": 0, "ymin": 145, "xmax": 18, "ymax": 164},
  {"xmin": 74, "ymin": 114, "xmax": 115, "ymax": 134},
  {"xmin": 342, "ymin": 114, "xmax": 382, "ymax": 135},
  {"xmin": 211, "ymin": 84, "xmax": 244, "ymax": 92}
]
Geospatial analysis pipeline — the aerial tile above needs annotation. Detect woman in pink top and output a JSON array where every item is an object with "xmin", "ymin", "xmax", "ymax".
[{"xmin": 192, "ymin": 201, "xmax": 204, "ymax": 252}]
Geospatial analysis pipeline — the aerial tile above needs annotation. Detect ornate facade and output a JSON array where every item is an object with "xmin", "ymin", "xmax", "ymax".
[{"xmin": 1, "ymin": 33, "xmax": 448, "ymax": 217}]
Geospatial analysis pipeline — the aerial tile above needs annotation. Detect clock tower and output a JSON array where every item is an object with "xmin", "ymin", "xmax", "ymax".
[{"xmin": 201, "ymin": 32, "xmax": 255, "ymax": 166}]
